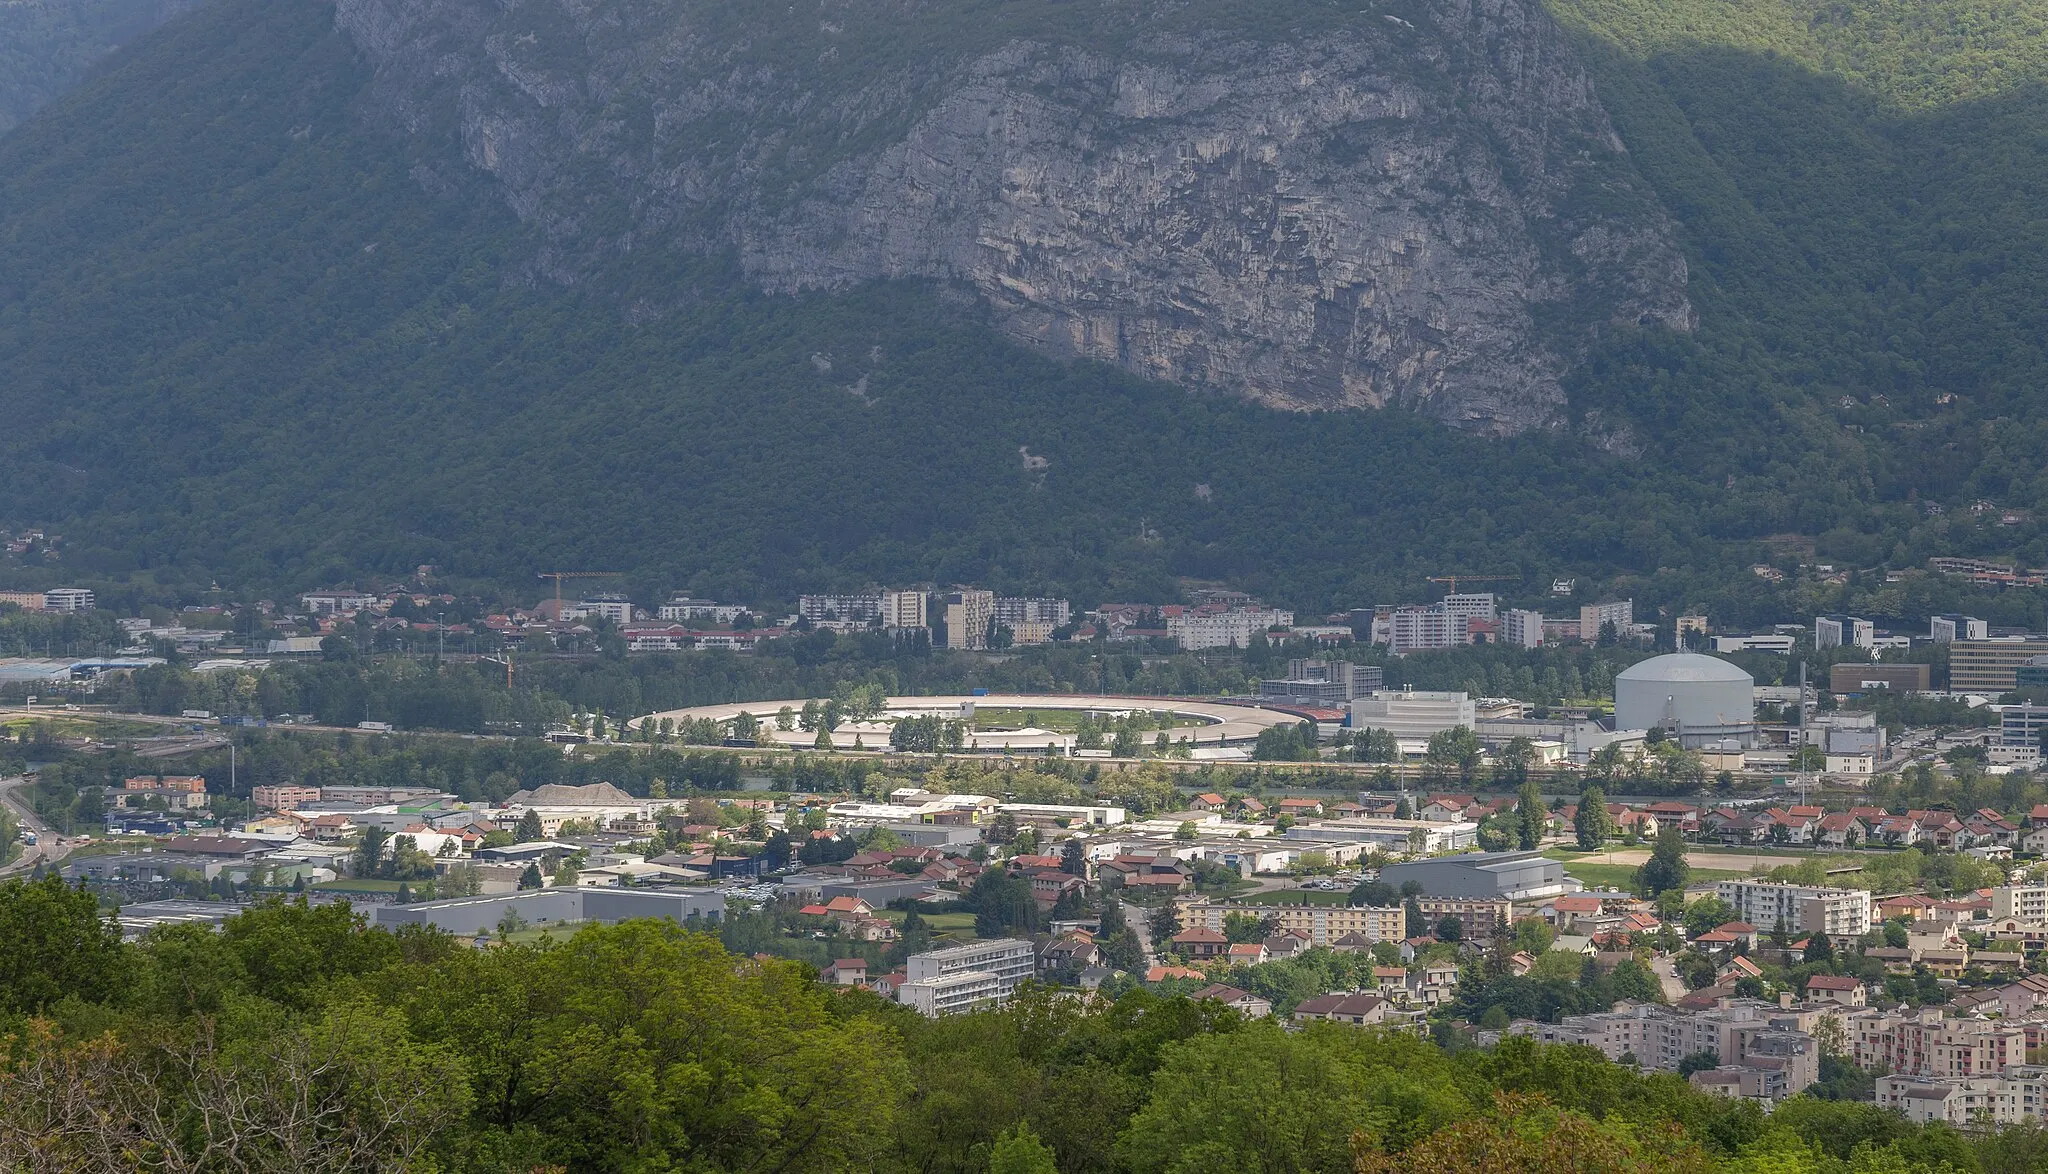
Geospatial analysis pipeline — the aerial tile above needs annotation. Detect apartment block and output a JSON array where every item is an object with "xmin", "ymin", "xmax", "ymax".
[
  {"xmin": 1714, "ymin": 880, "xmax": 1872, "ymax": 938},
  {"xmin": 1415, "ymin": 897, "xmax": 1512, "ymax": 944},
  {"xmin": 251, "ymin": 785, "xmax": 322, "ymax": 812},
  {"xmin": 1179, "ymin": 901, "xmax": 1404, "ymax": 947},
  {"xmin": 1877, "ymin": 1068, "xmax": 2048, "ymax": 1126},
  {"xmin": 881, "ymin": 589, "xmax": 928, "ymax": 630},
  {"xmin": 798, "ymin": 593, "xmax": 884, "ymax": 625},
  {"xmin": 992, "ymin": 596, "xmax": 1071, "ymax": 628},
  {"xmin": 934, "ymin": 589, "xmax": 995, "ymax": 650},
  {"xmin": 1515, "ymin": 1000, "xmax": 1818, "ymax": 1097},
  {"xmin": 1579, "ymin": 600, "xmax": 1634, "ymax": 642},
  {"xmin": 898, "ymin": 938, "xmax": 1035, "ymax": 1016},
  {"xmin": 1169, "ymin": 607, "xmax": 1293, "ymax": 651},
  {"xmin": 1849, "ymin": 1008, "xmax": 2028, "ymax": 1079},
  {"xmin": 1993, "ymin": 885, "xmax": 2048, "ymax": 922},
  {"xmin": 1389, "ymin": 605, "xmax": 1458, "ymax": 654},
  {"xmin": 1502, "ymin": 609, "xmax": 1543, "ymax": 649}
]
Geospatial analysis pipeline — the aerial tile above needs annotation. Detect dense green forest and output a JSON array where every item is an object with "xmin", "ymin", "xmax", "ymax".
[
  {"xmin": 3, "ymin": 0, "xmax": 2048, "ymax": 621},
  {"xmin": 1, "ymin": 884, "xmax": 2043, "ymax": 1173},
  {"xmin": 0, "ymin": 0, "xmax": 190, "ymax": 133}
]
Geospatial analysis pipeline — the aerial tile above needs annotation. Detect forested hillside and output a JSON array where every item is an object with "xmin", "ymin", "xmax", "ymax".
[
  {"xmin": 0, "ymin": 0, "xmax": 193, "ymax": 132},
  {"xmin": 0, "ymin": 0, "xmax": 2045, "ymax": 617}
]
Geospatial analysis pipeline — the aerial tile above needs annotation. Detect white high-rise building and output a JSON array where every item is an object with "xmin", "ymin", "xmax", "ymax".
[
  {"xmin": 881, "ymin": 590, "xmax": 928, "ymax": 630},
  {"xmin": 1503, "ymin": 609, "xmax": 1544, "ymax": 649},
  {"xmin": 1930, "ymin": 614, "xmax": 1989, "ymax": 643},
  {"xmin": 1714, "ymin": 880, "xmax": 1871, "ymax": 937},
  {"xmin": 898, "ymin": 938, "xmax": 1035, "ymax": 1016},
  {"xmin": 1815, "ymin": 615, "xmax": 1875, "ymax": 650},
  {"xmin": 1389, "ymin": 606, "xmax": 1457, "ymax": 654}
]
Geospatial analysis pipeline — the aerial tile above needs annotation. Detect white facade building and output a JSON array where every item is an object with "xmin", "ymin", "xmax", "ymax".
[
  {"xmin": 1579, "ymin": 600, "xmax": 1634, "ymax": 641},
  {"xmin": 1503, "ymin": 609, "xmax": 1544, "ymax": 649},
  {"xmin": 40, "ymin": 587, "xmax": 95, "ymax": 613},
  {"xmin": 899, "ymin": 938, "xmax": 1035, "ymax": 1016},
  {"xmin": 1348, "ymin": 690, "xmax": 1476, "ymax": 750},
  {"xmin": 1714, "ymin": 880, "xmax": 1872, "ymax": 938},
  {"xmin": 1815, "ymin": 615, "xmax": 1876, "ymax": 650},
  {"xmin": 1169, "ymin": 607, "xmax": 1293, "ymax": 650}
]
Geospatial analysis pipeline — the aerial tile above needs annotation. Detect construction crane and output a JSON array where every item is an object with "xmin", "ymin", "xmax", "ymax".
[
  {"xmin": 1427, "ymin": 574, "xmax": 1517, "ymax": 595},
  {"xmin": 537, "ymin": 571, "xmax": 623, "ymax": 617}
]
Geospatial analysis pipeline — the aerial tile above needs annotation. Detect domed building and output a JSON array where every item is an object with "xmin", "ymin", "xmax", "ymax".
[{"xmin": 1613, "ymin": 653, "xmax": 1756, "ymax": 748}]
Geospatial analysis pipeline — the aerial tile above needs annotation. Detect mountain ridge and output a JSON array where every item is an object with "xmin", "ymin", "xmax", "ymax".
[{"xmin": 333, "ymin": 0, "xmax": 1695, "ymax": 431}]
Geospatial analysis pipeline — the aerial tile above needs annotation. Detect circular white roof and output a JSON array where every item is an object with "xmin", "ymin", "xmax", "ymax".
[{"xmin": 1615, "ymin": 653, "xmax": 1753, "ymax": 685}]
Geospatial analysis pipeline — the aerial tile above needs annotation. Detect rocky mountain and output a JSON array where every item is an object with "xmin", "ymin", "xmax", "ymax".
[{"xmin": 332, "ymin": 0, "xmax": 1692, "ymax": 432}]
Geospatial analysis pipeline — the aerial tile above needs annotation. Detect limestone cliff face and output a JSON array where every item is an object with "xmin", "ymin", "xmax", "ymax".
[{"xmin": 334, "ymin": 0, "xmax": 1693, "ymax": 432}]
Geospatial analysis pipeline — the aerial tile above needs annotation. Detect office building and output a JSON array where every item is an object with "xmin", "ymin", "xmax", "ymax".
[
  {"xmin": 1715, "ymin": 880, "xmax": 1871, "ymax": 938},
  {"xmin": 1259, "ymin": 659, "xmax": 1381, "ymax": 705},
  {"xmin": 1503, "ymin": 609, "xmax": 1543, "ymax": 649},
  {"xmin": 1931, "ymin": 614, "xmax": 1989, "ymax": 643},
  {"xmin": 1579, "ymin": 600, "xmax": 1633, "ymax": 642},
  {"xmin": 2004, "ymin": 705, "xmax": 2048, "ymax": 750},
  {"xmin": 2018, "ymin": 656, "xmax": 2048, "ymax": 690},
  {"xmin": 1828, "ymin": 663, "xmax": 1930, "ymax": 693},
  {"xmin": 1348, "ymin": 689, "xmax": 1475, "ymax": 747},
  {"xmin": 1815, "ymin": 615, "xmax": 1875, "ymax": 651},
  {"xmin": 1953, "ymin": 639, "xmax": 2048, "ymax": 694},
  {"xmin": 40, "ymin": 587, "xmax": 94, "ymax": 613},
  {"xmin": 934, "ymin": 589, "xmax": 995, "ymax": 650}
]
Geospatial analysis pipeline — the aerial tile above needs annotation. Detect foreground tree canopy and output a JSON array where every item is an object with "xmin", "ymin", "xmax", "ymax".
[{"xmin": 1, "ymin": 879, "xmax": 2044, "ymax": 1173}]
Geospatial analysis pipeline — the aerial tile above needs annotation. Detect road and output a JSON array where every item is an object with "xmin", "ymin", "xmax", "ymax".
[{"xmin": 0, "ymin": 775, "xmax": 73, "ymax": 877}]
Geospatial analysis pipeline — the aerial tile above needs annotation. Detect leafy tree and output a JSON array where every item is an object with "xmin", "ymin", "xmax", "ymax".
[
  {"xmin": 1634, "ymin": 825, "xmax": 1689, "ymax": 899},
  {"xmin": 518, "ymin": 863, "xmax": 543, "ymax": 890},
  {"xmin": 0, "ymin": 875, "xmax": 125, "ymax": 1015},
  {"xmin": 1515, "ymin": 781, "xmax": 1545, "ymax": 851},
  {"xmin": 1574, "ymin": 787, "xmax": 1612, "ymax": 850},
  {"xmin": 1149, "ymin": 902, "xmax": 1182, "ymax": 943},
  {"xmin": 514, "ymin": 809, "xmax": 544, "ymax": 843},
  {"xmin": 1435, "ymin": 915, "xmax": 1464, "ymax": 944},
  {"xmin": 988, "ymin": 1125, "xmax": 1058, "ymax": 1174}
]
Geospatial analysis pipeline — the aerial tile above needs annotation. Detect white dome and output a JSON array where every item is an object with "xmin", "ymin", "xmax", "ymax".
[{"xmin": 1615, "ymin": 653, "xmax": 1753, "ymax": 686}]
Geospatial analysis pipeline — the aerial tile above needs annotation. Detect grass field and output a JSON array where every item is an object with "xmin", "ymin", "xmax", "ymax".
[
  {"xmin": 877, "ymin": 909, "xmax": 979, "ymax": 938},
  {"xmin": 971, "ymin": 706, "xmax": 1179, "ymax": 732},
  {"xmin": 1546, "ymin": 857, "xmax": 1752, "ymax": 892},
  {"xmin": 311, "ymin": 878, "xmax": 406, "ymax": 893}
]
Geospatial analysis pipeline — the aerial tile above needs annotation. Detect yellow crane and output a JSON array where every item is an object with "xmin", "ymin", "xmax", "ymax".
[
  {"xmin": 1427, "ymin": 574, "xmax": 1518, "ymax": 595},
  {"xmin": 537, "ymin": 571, "xmax": 624, "ymax": 617}
]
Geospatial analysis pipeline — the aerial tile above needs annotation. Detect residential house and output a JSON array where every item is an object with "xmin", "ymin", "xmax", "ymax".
[
  {"xmin": 1172, "ymin": 927, "xmax": 1230, "ymax": 960},
  {"xmin": 821, "ymin": 959, "xmax": 868, "ymax": 986},
  {"xmin": 1146, "ymin": 964, "xmax": 1205, "ymax": 982},
  {"xmin": 1816, "ymin": 814, "xmax": 1868, "ymax": 849},
  {"xmin": 1227, "ymin": 943, "xmax": 1269, "ymax": 966},
  {"xmin": 1293, "ymin": 993, "xmax": 1391, "ymax": 1026},
  {"xmin": 1805, "ymin": 975, "xmax": 1867, "ymax": 1007},
  {"xmin": 1190, "ymin": 983, "xmax": 1273, "ymax": 1018},
  {"xmin": 1189, "ymin": 793, "xmax": 1228, "ymax": 811}
]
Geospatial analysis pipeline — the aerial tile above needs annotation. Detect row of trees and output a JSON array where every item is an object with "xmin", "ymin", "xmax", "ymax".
[{"xmin": 11, "ymin": 877, "xmax": 2042, "ymax": 1172}]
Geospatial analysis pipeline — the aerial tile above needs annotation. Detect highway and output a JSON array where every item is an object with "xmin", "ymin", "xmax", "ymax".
[{"xmin": 0, "ymin": 774, "xmax": 71, "ymax": 877}]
